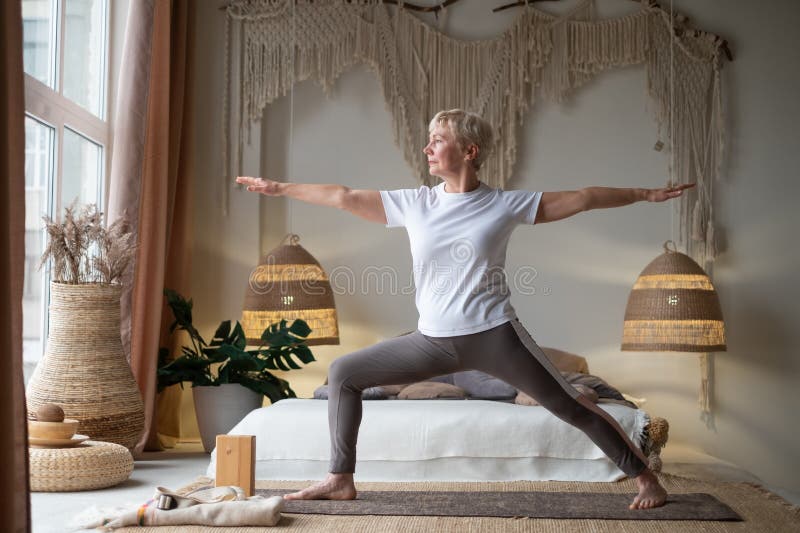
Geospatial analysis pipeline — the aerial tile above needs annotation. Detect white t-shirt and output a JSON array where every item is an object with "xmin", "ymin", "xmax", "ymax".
[{"xmin": 380, "ymin": 181, "xmax": 542, "ymax": 336}]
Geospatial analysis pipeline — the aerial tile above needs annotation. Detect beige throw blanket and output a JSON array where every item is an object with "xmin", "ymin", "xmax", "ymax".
[{"xmin": 75, "ymin": 486, "xmax": 283, "ymax": 530}]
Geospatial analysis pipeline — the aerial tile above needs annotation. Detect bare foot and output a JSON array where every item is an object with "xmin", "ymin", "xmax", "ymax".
[
  {"xmin": 630, "ymin": 468, "xmax": 668, "ymax": 509},
  {"xmin": 283, "ymin": 473, "xmax": 357, "ymax": 500}
]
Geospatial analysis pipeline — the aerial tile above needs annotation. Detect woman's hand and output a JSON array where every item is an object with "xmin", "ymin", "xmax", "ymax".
[
  {"xmin": 235, "ymin": 176, "xmax": 284, "ymax": 196},
  {"xmin": 644, "ymin": 182, "xmax": 695, "ymax": 202}
]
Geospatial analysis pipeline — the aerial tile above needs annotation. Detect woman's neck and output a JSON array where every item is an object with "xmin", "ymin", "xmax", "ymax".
[{"xmin": 442, "ymin": 173, "xmax": 480, "ymax": 193}]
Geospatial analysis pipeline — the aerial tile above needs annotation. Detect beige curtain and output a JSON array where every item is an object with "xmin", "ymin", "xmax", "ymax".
[
  {"xmin": 108, "ymin": 0, "xmax": 194, "ymax": 453},
  {"xmin": 1, "ymin": 1, "xmax": 31, "ymax": 531}
]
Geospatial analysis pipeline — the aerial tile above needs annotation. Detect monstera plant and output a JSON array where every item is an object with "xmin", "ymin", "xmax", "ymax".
[{"xmin": 157, "ymin": 289, "xmax": 316, "ymax": 451}]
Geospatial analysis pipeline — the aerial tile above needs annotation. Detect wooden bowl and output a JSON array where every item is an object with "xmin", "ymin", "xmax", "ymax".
[{"xmin": 28, "ymin": 419, "xmax": 79, "ymax": 440}]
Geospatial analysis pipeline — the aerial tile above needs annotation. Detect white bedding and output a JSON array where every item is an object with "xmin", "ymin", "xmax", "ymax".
[{"xmin": 207, "ymin": 398, "xmax": 649, "ymax": 482}]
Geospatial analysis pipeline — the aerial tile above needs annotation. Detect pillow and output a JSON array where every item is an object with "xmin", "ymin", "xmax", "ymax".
[
  {"xmin": 380, "ymin": 383, "xmax": 409, "ymax": 396},
  {"xmin": 561, "ymin": 372, "xmax": 628, "ymax": 402},
  {"xmin": 313, "ymin": 385, "xmax": 387, "ymax": 400},
  {"xmin": 397, "ymin": 381, "xmax": 467, "ymax": 400},
  {"xmin": 427, "ymin": 374, "xmax": 454, "ymax": 385},
  {"xmin": 515, "ymin": 383, "xmax": 597, "ymax": 406},
  {"xmin": 514, "ymin": 390, "xmax": 535, "ymax": 406},
  {"xmin": 541, "ymin": 347, "xmax": 589, "ymax": 374},
  {"xmin": 391, "ymin": 371, "xmax": 515, "ymax": 400},
  {"xmin": 452, "ymin": 370, "xmax": 517, "ymax": 400}
]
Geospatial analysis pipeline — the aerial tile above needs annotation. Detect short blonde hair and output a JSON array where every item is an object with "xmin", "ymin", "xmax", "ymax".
[{"xmin": 428, "ymin": 109, "xmax": 494, "ymax": 171}]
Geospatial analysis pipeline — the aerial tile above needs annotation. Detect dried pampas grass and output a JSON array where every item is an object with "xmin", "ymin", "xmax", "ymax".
[{"xmin": 38, "ymin": 201, "xmax": 136, "ymax": 285}]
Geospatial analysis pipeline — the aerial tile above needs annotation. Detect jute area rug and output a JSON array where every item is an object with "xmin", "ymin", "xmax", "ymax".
[{"xmin": 116, "ymin": 472, "xmax": 799, "ymax": 532}]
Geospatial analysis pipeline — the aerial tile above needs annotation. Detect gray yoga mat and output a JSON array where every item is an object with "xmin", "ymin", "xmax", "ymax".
[{"xmin": 256, "ymin": 489, "xmax": 742, "ymax": 521}]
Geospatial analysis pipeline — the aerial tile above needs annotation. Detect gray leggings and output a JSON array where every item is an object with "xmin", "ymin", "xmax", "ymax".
[{"xmin": 327, "ymin": 319, "xmax": 649, "ymax": 478}]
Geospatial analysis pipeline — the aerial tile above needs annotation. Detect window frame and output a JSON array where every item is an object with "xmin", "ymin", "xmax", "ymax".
[{"xmin": 23, "ymin": 0, "xmax": 114, "ymax": 363}]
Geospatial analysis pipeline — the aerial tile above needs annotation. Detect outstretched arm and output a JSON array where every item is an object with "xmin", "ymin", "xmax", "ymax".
[
  {"xmin": 534, "ymin": 183, "xmax": 695, "ymax": 224},
  {"xmin": 235, "ymin": 176, "xmax": 387, "ymax": 224}
]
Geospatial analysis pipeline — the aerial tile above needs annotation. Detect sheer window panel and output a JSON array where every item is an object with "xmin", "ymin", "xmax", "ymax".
[
  {"xmin": 21, "ymin": 0, "xmax": 58, "ymax": 89},
  {"xmin": 63, "ymin": 0, "xmax": 108, "ymax": 118},
  {"xmin": 62, "ymin": 127, "xmax": 103, "ymax": 208}
]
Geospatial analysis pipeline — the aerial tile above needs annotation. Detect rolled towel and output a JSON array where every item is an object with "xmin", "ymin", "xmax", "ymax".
[
  {"xmin": 146, "ymin": 498, "xmax": 283, "ymax": 527},
  {"xmin": 74, "ymin": 486, "xmax": 283, "ymax": 530}
]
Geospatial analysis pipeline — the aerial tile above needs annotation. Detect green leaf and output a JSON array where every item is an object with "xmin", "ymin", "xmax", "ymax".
[
  {"xmin": 217, "ymin": 363, "xmax": 230, "ymax": 384},
  {"xmin": 181, "ymin": 345, "xmax": 198, "ymax": 358},
  {"xmin": 210, "ymin": 344, "xmax": 246, "ymax": 360},
  {"xmin": 164, "ymin": 288, "xmax": 206, "ymax": 345},
  {"xmin": 278, "ymin": 352, "xmax": 302, "ymax": 370},
  {"xmin": 273, "ymin": 357, "xmax": 291, "ymax": 372},
  {"xmin": 231, "ymin": 321, "xmax": 247, "ymax": 350},
  {"xmin": 238, "ymin": 373, "xmax": 296, "ymax": 404},
  {"xmin": 157, "ymin": 347, "xmax": 171, "ymax": 367},
  {"xmin": 288, "ymin": 319, "xmax": 312, "ymax": 338},
  {"xmin": 223, "ymin": 351, "xmax": 260, "ymax": 373},
  {"xmin": 290, "ymin": 344, "xmax": 316, "ymax": 364},
  {"xmin": 210, "ymin": 320, "xmax": 232, "ymax": 346},
  {"xmin": 165, "ymin": 289, "xmax": 192, "ymax": 326},
  {"xmin": 261, "ymin": 327, "xmax": 277, "ymax": 342},
  {"xmin": 162, "ymin": 355, "xmax": 212, "ymax": 372},
  {"xmin": 157, "ymin": 355, "xmax": 214, "ymax": 391}
]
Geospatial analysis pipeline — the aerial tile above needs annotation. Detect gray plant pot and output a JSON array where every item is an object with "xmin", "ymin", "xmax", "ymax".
[{"xmin": 192, "ymin": 383, "xmax": 264, "ymax": 453}]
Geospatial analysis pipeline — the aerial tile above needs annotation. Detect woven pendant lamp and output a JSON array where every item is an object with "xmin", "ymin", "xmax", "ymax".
[
  {"xmin": 621, "ymin": 240, "xmax": 726, "ymax": 417},
  {"xmin": 241, "ymin": 234, "xmax": 339, "ymax": 346}
]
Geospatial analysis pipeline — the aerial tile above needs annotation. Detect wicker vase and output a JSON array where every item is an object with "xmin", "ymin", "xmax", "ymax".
[{"xmin": 26, "ymin": 282, "xmax": 145, "ymax": 449}]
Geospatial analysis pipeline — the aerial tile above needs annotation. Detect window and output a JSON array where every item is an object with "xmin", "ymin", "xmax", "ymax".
[{"xmin": 22, "ymin": 0, "xmax": 110, "ymax": 367}]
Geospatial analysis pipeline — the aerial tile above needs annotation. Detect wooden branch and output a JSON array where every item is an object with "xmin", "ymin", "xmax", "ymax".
[
  {"xmin": 492, "ymin": 0, "xmax": 733, "ymax": 61},
  {"xmin": 219, "ymin": 0, "xmax": 462, "ymax": 13},
  {"xmin": 492, "ymin": 0, "xmax": 558, "ymax": 13},
  {"xmin": 217, "ymin": 0, "xmax": 733, "ymax": 61},
  {"xmin": 384, "ymin": 0, "xmax": 462, "ymax": 13}
]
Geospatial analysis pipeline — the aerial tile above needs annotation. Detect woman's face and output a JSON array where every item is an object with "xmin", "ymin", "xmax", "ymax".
[{"xmin": 423, "ymin": 124, "xmax": 469, "ymax": 178}]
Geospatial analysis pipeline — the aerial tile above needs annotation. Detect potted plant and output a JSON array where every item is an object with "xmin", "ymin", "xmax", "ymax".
[
  {"xmin": 26, "ymin": 202, "xmax": 144, "ymax": 449},
  {"xmin": 157, "ymin": 289, "xmax": 316, "ymax": 452}
]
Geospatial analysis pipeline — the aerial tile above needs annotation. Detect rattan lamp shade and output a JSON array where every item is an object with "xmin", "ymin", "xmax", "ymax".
[
  {"xmin": 242, "ymin": 234, "xmax": 339, "ymax": 346},
  {"xmin": 621, "ymin": 241, "xmax": 726, "ymax": 352}
]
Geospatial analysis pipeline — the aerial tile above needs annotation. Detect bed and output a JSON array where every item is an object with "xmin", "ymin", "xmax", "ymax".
[{"xmin": 206, "ymin": 347, "xmax": 669, "ymax": 482}]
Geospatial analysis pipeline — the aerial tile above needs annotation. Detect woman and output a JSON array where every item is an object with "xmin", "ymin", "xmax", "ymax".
[{"xmin": 237, "ymin": 109, "xmax": 692, "ymax": 509}]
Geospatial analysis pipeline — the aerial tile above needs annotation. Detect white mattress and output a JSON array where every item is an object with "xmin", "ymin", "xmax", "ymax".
[{"xmin": 206, "ymin": 398, "xmax": 648, "ymax": 482}]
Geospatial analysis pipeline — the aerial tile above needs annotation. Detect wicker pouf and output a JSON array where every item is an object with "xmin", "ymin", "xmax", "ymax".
[{"xmin": 29, "ymin": 440, "xmax": 134, "ymax": 492}]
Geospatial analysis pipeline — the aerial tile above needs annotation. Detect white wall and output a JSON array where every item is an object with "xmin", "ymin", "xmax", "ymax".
[{"xmin": 192, "ymin": 0, "xmax": 800, "ymax": 495}]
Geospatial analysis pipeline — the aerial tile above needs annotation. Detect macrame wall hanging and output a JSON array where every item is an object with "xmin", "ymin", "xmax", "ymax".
[{"xmin": 221, "ymin": 0, "xmax": 731, "ymax": 268}]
